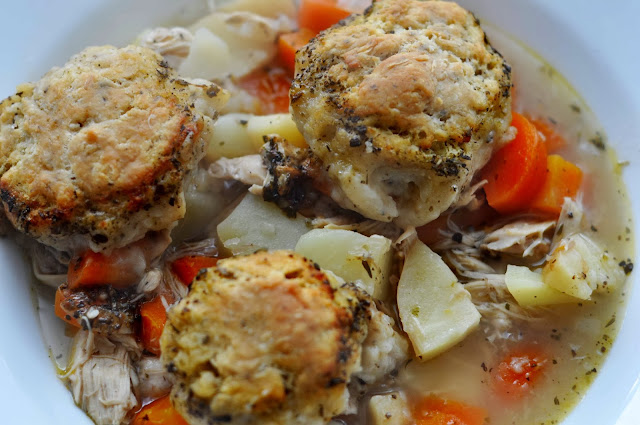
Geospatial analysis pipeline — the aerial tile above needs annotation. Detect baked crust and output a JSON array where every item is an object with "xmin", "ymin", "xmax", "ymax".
[
  {"xmin": 291, "ymin": 0, "xmax": 512, "ymax": 227},
  {"xmin": 0, "ymin": 45, "xmax": 226, "ymax": 252},
  {"xmin": 161, "ymin": 250, "xmax": 369, "ymax": 425}
]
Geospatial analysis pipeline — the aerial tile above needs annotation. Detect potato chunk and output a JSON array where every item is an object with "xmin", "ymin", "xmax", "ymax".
[
  {"xmin": 295, "ymin": 229, "xmax": 393, "ymax": 299},
  {"xmin": 205, "ymin": 113, "xmax": 256, "ymax": 161},
  {"xmin": 505, "ymin": 265, "xmax": 578, "ymax": 306},
  {"xmin": 247, "ymin": 114, "xmax": 306, "ymax": 149},
  {"xmin": 397, "ymin": 240, "xmax": 480, "ymax": 361},
  {"xmin": 206, "ymin": 113, "xmax": 305, "ymax": 161},
  {"xmin": 217, "ymin": 193, "xmax": 310, "ymax": 255},
  {"xmin": 542, "ymin": 233, "xmax": 625, "ymax": 299},
  {"xmin": 368, "ymin": 392, "xmax": 411, "ymax": 425}
]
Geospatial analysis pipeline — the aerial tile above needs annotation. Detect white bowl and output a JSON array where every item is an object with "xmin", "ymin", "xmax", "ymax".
[{"xmin": 0, "ymin": 1, "xmax": 638, "ymax": 424}]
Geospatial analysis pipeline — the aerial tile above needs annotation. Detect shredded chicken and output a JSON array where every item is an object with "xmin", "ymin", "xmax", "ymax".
[
  {"xmin": 465, "ymin": 275, "xmax": 546, "ymax": 343},
  {"xmin": 481, "ymin": 219, "xmax": 555, "ymax": 261},
  {"xmin": 135, "ymin": 356, "xmax": 174, "ymax": 400},
  {"xmin": 136, "ymin": 269, "xmax": 163, "ymax": 294},
  {"xmin": 433, "ymin": 221, "xmax": 493, "ymax": 279},
  {"xmin": 450, "ymin": 179, "xmax": 489, "ymax": 211},
  {"xmin": 209, "ymin": 155, "xmax": 267, "ymax": 186},
  {"xmin": 434, "ymin": 214, "xmax": 557, "ymax": 278},
  {"xmin": 137, "ymin": 27, "xmax": 193, "ymax": 68},
  {"xmin": 429, "ymin": 213, "xmax": 557, "ymax": 343},
  {"xmin": 356, "ymin": 304, "xmax": 410, "ymax": 385},
  {"xmin": 551, "ymin": 197, "xmax": 586, "ymax": 249},
  {"xmin": 163, "ymin": 264, "xmax": 190, "ymax": 301},
  {"xmin": 66, "ymin": 332, "xmax": 138, "ymax": 425}
]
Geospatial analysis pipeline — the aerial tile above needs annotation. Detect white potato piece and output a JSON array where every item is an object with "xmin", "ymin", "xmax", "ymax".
[
  {"xmin": 188, "ymin": 11, "xmax": 289, "ymax": 78},
  {"xmin": 217, "ymin": 193, "xmax": 310, "ymax": 255},
  {"xmin": 206, "ymin": 113, "xmax": 305, "ymax": 161},
  {"xmin": 295, "ymin": 228, "xmax": 393, "ymax": 299},
  {"xmin": 397, "ymin": 240, "xmax": 480, "ymax": 361},
  {"xmin": 505, "ymin": 265, "xmax": 579, "ymax": 306},
  {"xmin": 205, "ymin": 113, "xmax": 256, "ymax": 161},
  {"xmin": 543, "ymin": 233, "xmax": 625, "ymax": 299},
  {"xmin": 247, "ymin": 113, "xmax": 307, "ymax": 149},
  {"xmin": 368, "ymin": 392, "xmax": 411, "ymax": 425},
  {"xmin": 178, "ymin": 27, "xmax": 232, "ymax": 80}
]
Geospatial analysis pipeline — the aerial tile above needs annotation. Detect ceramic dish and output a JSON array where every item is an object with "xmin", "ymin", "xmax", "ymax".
[{"xmin": 0, "ymin": 0, "xmax": 638, "ymax": 424}]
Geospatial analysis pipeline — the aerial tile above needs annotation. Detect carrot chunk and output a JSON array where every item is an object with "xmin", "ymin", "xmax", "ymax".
[
  {"xmin": 482, "ymin": 112, "xmax": 548, "ymax": 214},
  {"xmin": 529, "ymin": 154, "xmax": 583, "ymax": 216},
  {"xmin": 54, "ymin": 285, "xmax": 80, "ymax": 328},
  {"xmin": 299, "ymin": 0, "xmax": 353, "ymax": 34},
  {"xmin": 236, "ymin": 67, "xmax": 292, "ymax": 115},
  {"xmin": 278, "ymin": 29, "xmax": 315, "ymax": 74},
  {"xmin": 67, "ymin": 246, "xmax": 146, "ymax": 290},
  {"xmin": 171, "ymin": 256, "xmax": 219, "ymax": 286},
  {"xmin": 528, "ymin": 117, "xmax": 567, "ymax": 153},
  {"xmin": 140, "ymin": 295, "xmax": 170, "ymax": 356},
  {"xmin": 131, "ymin": 395, "xmax": 189, "ymax": 425},
  {"xmin": 492, "ymin": 348, "xmax": 548, "ymax": 400},
  {"xmin": 413, "ymin": 396, "xmax": 488, "ymax": 425},
  {"xmin": 67, "ymin": 251, "xmax": 114, "ymax": 289}
]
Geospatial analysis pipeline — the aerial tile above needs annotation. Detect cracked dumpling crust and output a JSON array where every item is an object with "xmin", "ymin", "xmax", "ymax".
[
  {"xmin": 290, "ymin": 0, "xmax": 512, "ymax": 227},
  {"xmin": 0, "ymin": 45, "xmax": 226, "ymax": 252},
  {"xmin": 161, "ymin": 250, "xmax": 369, "ymax": 425}
]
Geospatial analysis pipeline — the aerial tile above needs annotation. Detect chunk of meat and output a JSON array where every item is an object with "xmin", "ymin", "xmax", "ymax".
[
  {"xmin": 66, "ymin": 332, "xmax": 137, "ymax": 425},
  {"xmin": 209, "ymin": 155, "xmax": 267, "ymax": 187},
  {"xmin": 135, "ymin": 356, "xmax": 174, "ymax": 400},
  {"xmin": 356, "ymin": 303, "xmax": 409, "ymax": 385},
  {"xmin": 138, "ymin": 27, "xmax": 193, "ymax": 68},
  {"xmin": 481, "ymin": 220, "xmax": 556, "ymax": 261}
]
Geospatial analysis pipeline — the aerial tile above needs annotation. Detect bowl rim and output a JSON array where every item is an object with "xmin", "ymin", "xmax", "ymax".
[{"xmin": 0, "ymin": 1, "xmax": 638, "ymax": 424}]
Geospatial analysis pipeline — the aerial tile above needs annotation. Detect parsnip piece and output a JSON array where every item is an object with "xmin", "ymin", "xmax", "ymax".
[
  {"xmin": 247, "ymin": 114, "xmax": 307, "ymax": 149},
  {"xmin": 369, "ymin": 392, "xmax": 411, "ymax": 425},
  {"xmin": 295, "ymin": 229, "xmax": 393, "ymax": 299},
  {"xmin": 178, "ymin": 27, "xmax": 231, "ymax": 80},
  {"xmin": 205, "ymin": 113, "xmax": 256, "ymax": 161},
  {"xmin": 543, "ymin": 233, "xmax": 625, "ymax": 299},
  {"xmin": 397, "ymin": 240, "xmax": 480, "ymax": 361},
  {"xmin": 217, "ymin": 193, "xmax": 310, "ymax": 255},
  {"xmin": 505, "ymin": 265, "xmax": 578, "ymax": 306}
]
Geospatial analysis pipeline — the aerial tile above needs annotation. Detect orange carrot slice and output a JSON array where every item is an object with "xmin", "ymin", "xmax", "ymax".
[
  {"xmin": 482, "ymin": 112, "xmax": 548, "ymax": 214},
  {"xmin": 528, "ymin": 117, "xmax": 567, "ymax": 153},
  {"xmin": 278, "ymin": 29, "xmax": 315, "ymax": 74},
  {"xmin": 529, "ymin": 154, "xmax": 583, "ymax": 216},
  {"xmin": 413, "ymin": 396, "xmax": 488, "ymax": 425},
  {"xmin": 171, "ymin": 256, "xmax": 218, "ymax": 286},
  {"xmin": 140, "ymin": 295, "xmax": 170, "ymax": 356},
  {"xmin": 131, "ymin": 395, "xmax": 189, "ymax": 425},
  {"xmin": 299, "ymin": 0, "xmax": 353, "ymax": 34},
  {"xmin": 237, "ymin": 67, "xmax": 292, "ymax": 115},
  {"xmin": 492, "ymin": 347, "xmax": 549, "ymax": 400}
]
